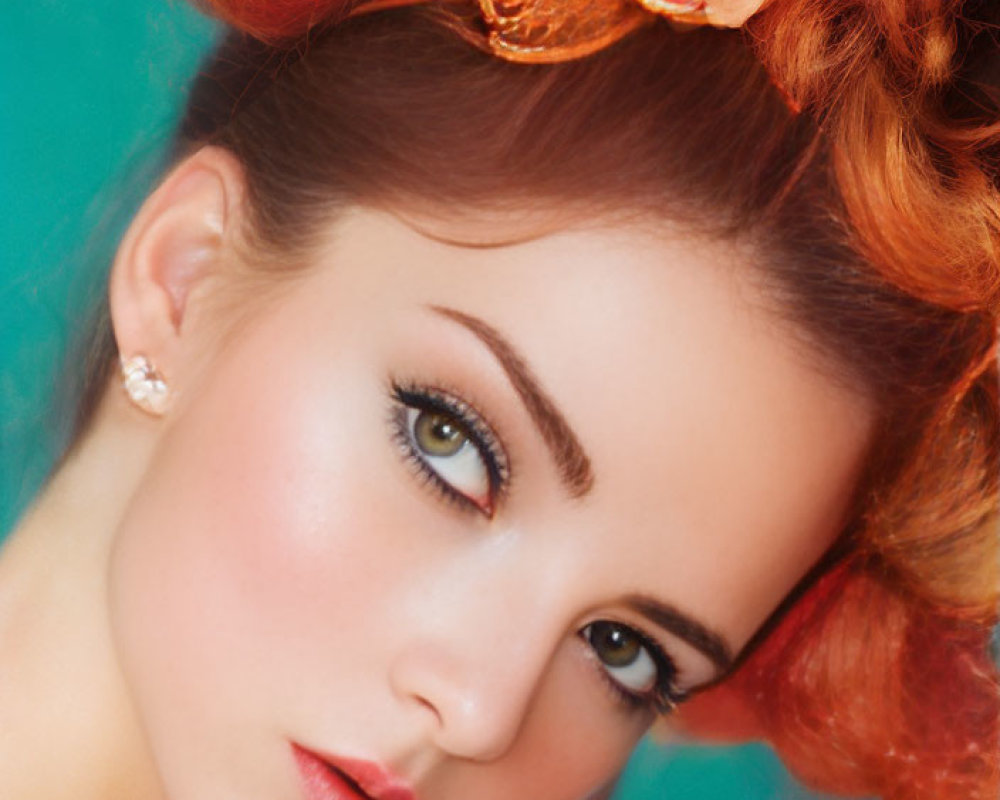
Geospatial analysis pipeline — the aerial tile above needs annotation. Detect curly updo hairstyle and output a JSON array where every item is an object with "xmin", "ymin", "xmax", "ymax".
[{"xmin": 72, "ymin": 1, "xmax": 999, "ymax": 797}]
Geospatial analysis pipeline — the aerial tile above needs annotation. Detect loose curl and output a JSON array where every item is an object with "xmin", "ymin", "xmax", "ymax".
[
  {"xmin": 684, "ymin": 3, "xmax": 1000, "ymax": 798},
  {"xmin": 71, "ymin": 1, "xmax": 999, "ymax": 798}
]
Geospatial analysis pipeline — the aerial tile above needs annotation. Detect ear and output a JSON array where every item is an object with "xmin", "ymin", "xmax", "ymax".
[{"xmin": 109, "ymin": 145, "xmax": 246, "ymax": 401}]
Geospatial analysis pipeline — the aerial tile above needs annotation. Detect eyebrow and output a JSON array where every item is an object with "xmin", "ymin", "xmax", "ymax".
[
  {"xmin": 624, "ymin": 594, "xmax": 734, "ymax": 671},
  {"xmin": 428, "ymin": 305, "xmax": 595, "ymax": 498}
]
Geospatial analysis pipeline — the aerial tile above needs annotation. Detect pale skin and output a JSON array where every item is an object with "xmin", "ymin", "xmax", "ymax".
[
  {"xmin": 704, "ymin": 0, "xmax": 769, "ymax": 26},
  {"xmin": 0, "ymin": 147, "xmax": 872, "ymax": 800},
  {"xmin": 654, "ymin": 0, "xmax": 770, "ymax": 27}
]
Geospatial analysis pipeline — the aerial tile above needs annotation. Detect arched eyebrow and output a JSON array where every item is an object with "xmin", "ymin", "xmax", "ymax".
[
  {"xmin": 624, "ymin": 594, "xmax": 734, "ymax": 671},
  {"xmin": 428, "ymin": 305, "xmax": 595, "ymax": 498}
]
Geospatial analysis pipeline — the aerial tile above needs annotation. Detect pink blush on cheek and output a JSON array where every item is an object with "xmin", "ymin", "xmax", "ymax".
[
  {"xmin": 120, "ymin": 343, "xmax": 382, "ymax": 614},
  {"xmin": 105, "ymin": 301, "xmax": 421, "ymax": 782}
]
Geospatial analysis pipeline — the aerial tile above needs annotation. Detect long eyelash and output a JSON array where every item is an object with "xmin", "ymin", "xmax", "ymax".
[
  {"xmin": 589, "ymin": 628, "xmax": 688, "ymax": 716},
  {"xmin": 388, "ymin": 380, "xmax": 511, "ymax": 515}
]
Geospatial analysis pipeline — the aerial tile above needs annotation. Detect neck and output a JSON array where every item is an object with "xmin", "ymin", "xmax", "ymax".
[{"xmin": 0, "ymin": 392, "xmax": 166, "ymax": 800}]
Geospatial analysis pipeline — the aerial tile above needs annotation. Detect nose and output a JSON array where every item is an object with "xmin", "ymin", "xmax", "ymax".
[{"xmin": 387, "ymin": 613, "xmax": 556, "ymax": 762}]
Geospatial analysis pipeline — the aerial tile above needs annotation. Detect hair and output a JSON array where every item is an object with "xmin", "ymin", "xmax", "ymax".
[{"xmin": 70, "ymin": 1, "xmax": 999, "ymax": 797}]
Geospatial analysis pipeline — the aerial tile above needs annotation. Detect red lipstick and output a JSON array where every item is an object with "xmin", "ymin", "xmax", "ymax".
[{"xmin": 292, "ymin": 743, "xmax": 415, "ymax": 800}]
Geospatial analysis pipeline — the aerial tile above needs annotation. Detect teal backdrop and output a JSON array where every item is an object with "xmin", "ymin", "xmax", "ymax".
[{"xmin": 0, "ymin": 2, "xmax": 845, "ymax": 798}]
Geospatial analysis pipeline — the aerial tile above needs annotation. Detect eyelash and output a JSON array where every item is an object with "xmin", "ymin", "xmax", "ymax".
[
  {"xmin": 581, "ymin": 624, "xmax": 688, "ymax": 716},
  {"xmin": 388, "ymin": 381, "xmax": 511, "ymax": 517}
]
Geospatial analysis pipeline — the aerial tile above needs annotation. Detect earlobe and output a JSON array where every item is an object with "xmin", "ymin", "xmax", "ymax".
[{"xmin": 109, "ymin": 145, "xmax": 246, "ymax": 406}]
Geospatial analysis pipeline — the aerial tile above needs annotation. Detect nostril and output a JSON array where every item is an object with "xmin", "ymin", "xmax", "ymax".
[
  {"xmin": 411, "ymin": 693, "xmax": 443, "ymax": 727},
  {"xmin": 388, "ymin": 652, "xmax": 448, "ymax": 729}
]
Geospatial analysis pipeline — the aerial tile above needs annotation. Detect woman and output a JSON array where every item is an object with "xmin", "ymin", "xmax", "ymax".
[{"xmin": 0, "ymin": 1, "xmax": 996, "ymax": 799}]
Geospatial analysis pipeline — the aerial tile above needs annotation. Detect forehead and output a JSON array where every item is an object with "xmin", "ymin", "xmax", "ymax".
[{"xmin": 275, "ymin": 205, "xmax": 874, "ymax": 654}]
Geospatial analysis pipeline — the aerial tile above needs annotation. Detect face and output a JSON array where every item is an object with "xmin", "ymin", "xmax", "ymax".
[{"xmin": 108, "ymin": 205, "xmax": 872, "ymax": 800}]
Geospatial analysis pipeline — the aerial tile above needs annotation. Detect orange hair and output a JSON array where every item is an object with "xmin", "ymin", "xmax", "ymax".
[{"xmin": 685, "ymin": 3, "xmax": 999, "ymax": 798}]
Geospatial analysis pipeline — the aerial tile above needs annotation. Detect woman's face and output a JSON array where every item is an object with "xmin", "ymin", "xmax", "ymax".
[{"xmin": 108, "ymin": 205, "xmax": 872, "ymax": 800}]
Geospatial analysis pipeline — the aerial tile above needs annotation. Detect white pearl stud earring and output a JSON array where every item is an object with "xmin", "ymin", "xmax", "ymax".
[{"xmin": 121, "ymin": 355, "xmax": 170, "ymax": 416}]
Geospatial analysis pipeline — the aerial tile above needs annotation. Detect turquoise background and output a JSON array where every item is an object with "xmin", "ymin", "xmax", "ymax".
[{"xmin": 0, "ymin": 2, "xmax": 841, "ymax": 798}]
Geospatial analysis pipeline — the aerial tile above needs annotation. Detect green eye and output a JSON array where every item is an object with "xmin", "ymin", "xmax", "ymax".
[
  {"xmin": 414, "ymin": 410, "xmax": 468, "ymax": 457},
  {"xmin": 391, "ymin": 383, "xmax": 511, "ymax": 518},
  {"xmin": 399, "ymin": 403, "xmax": 495, "ymax": 514},
  {"xmin": 588, "ymin": 621, "xmax": 644, "ymax": 668},
  {"xmin": 584, "ymin": 621, "xmax": 660, "ymax": 695}
]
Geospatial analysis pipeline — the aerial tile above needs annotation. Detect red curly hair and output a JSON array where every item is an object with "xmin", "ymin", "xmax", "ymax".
[
  {"xmin": 72, "ymin": 1, "xmax": 999, "ymax": 798},
  {"xmin": 686, "ymin": 4, "xmax": 1000, "ymax": 798}
]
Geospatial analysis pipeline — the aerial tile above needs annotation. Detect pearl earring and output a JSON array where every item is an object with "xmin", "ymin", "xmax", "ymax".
[{"xmin": 121, "ymin": 355, "xmax": 170, "ymax": 416}]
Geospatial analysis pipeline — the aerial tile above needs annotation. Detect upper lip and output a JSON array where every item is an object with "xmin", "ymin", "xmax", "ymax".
[{"xmin": 296, "ymin": 744, "xmax": 417, "ymax": 800}]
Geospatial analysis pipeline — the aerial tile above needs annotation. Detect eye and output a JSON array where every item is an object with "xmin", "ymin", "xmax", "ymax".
[
  {"xmin": 407, "ymin": 406, "xmax": 489, "ymax": 504},
  {"xmin": 391, "ymin": 384, "xmax": 509, "ymax": 517},
  {"xmin": 584, "ymin": 621, "xmax": 658, "ymax": 693},
  {"xmin": 581, "ymin": 621, "xmax": 682, "ymax": 713}
]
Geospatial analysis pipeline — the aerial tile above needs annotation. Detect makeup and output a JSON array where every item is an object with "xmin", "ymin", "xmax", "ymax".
[
  {"xmin": 292, "ymin": 745, "xmax": 415, "ymax": 800},
  {"xmin": 389, "ymin": 380, "xmax": 510, "ymax": 517}
]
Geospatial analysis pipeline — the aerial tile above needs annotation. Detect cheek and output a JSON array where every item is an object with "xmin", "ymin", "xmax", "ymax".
[
  {"xmin": 113, "ymin": 347, "xmax": 363, "ymax": 625},
  {"xmin": 511, "ymin": 661, "xmax": 647, "ymax": 797},
  {"xmin": 105, "ymin": 327, "xmax": 422, "ymax": 783}
]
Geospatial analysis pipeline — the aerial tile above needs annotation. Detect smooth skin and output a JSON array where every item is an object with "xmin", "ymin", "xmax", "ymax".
[
  {"xmin": 0, "ymin": 147, "xmax": 872, "ymax": 800},
  {"xmin": 657, "ymin": 0, "xmax": 770, "ymax": 27},
  {"xmin": 704, "ymin": 0, "xmax": 769, "ymax": 26}
]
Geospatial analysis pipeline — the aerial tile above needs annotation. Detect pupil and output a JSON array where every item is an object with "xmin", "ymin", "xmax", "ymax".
[
  {"xmin": 432, "ymin": 418, "xmax": 458, "ymax": 441},
  {"xmin": 592, "ymin": 621, "xmax": 639, "ymax": 667}
]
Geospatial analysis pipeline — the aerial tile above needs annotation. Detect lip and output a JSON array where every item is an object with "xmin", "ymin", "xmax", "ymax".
[{"xmin": 292, "ymin": 743, "xmax": 416, "ymax": 800}]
